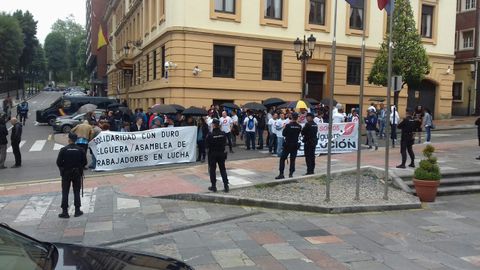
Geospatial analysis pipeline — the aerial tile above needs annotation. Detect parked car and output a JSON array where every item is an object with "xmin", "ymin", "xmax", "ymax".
[
  {"xmin": 36, "ymin": 96, "xmax": 117, "ymax": 125},
  {"xmin": 53, "ymin": 109, "xmax": 104, "ymax": 133},
  {"xmin": 0, "ymin": 223, "xmax": 195, "ymax": 270}
]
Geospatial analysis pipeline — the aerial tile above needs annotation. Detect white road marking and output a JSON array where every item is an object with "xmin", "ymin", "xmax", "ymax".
[
  {"xmin": 48, "ymin": 134, "xmax": 52, "ymax": 141},
  {"xmin": 7, "ymin": 140, "xmax": 25, "ymax": 153},
  {"xmin": 117, "ymin": 197, "xmax": 140, "ymax": 210},
  {"xmin": 228, "ymin": 176, "xmax": 252, "ymax": 186},
  {"xmin": 68, "ymin": 188, "xmax": 97, "ymax": 215},
  {"xmin": 14, "ymin": 196, "xmax": 54, "ymax": 223},
  {"xmin": 29, "ymin": 140, "xmax": 47, "ymax": 152},
  {"xmin": 230, "ymin": 169, "xmax": 256, "ymax": 176},
  {"xmin": 53, "ymin": 143, "xmax": 64, "ymax": 150}
]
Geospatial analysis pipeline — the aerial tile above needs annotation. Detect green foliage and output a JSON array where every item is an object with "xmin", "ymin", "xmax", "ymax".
[
  {"xmin": 31, "ymin": 42, "xmax": 47, "ymax": 80},
  {"xmin": 414, "ymin": 145, "xmax": 441, "ymax": 181},
  {"xmin": 368, "ymin": 0, "xmax": 430, "ymax": 89},
  {"xmin": 44, "ymin": 32, "xmax": 68, "ymax": 81},
  {"xmin": 12, "ymin": 10, "xmax": 38, "ymax": 70},
  {"xmin": 0, "ymin": 12, "xmax": 24, "ymax": 74}
]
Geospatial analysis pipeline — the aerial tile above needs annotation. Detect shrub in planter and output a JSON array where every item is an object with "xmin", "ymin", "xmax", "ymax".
[{"xmin": 413, "ymin": 145, "xmax": 441, "ymax": 202}]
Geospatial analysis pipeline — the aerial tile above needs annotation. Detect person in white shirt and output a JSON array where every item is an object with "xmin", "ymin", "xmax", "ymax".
[
  {"xmin": 220, "ymin": 111, "xmax": 234, "ymax": 153},
  {"xmin": 206, "ymin": 114, "xmax": 214, "ymax": 132},
  {"xmin": 390, "ymin": 105, "xmax": 400, "ymax": 147},
  {"xmin": 314, "ymin": 112, "xmax": 324, "ymax": 125},
  {"xmin": 275, "ymin": 112, "xmax": 288, "ymax": 157},
  {"xmin": 267, "ymin": 112, "xmax": 278, "ymax": 154},
  {"xmin": 332, "ymin": 108, "xmax": 346, "ymax": 123},
  {"xmin": 368, "ymin": 102, "xmax": 377, "ymax": 113},
  {"xmin": 243, "ymin": 111, "xmax": 258, "ymax": 150}
]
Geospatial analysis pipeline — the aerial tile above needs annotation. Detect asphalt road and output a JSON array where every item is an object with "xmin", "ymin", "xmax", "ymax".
[{"xmin": 0, "ymin": 91, "xmax": 477, "ymax": 185}]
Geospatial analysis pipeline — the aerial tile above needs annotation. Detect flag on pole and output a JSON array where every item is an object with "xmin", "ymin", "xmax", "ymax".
[
  {"xmin": 345, "ymin": 0, "xmax": 364, "ymax": 8},
  {"xmin": 97, "ymin": 25, "xmax": 108, "ymax": 50},
  {"xmin": 377, "ymin": 0, "xmax": 394, "ymax": 15}
]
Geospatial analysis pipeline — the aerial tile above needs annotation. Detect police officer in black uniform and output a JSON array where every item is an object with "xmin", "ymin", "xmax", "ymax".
[
  {"xmin": 206, "ymin": 119, "xmax": 229, "ymax": 192},
  {"xmin": 302, "ymin": 113, "xmax": 318, "ymax": 175},
  {"xmin": 56, "ymin": 133, "xmax": 87, "ymax": 218},
  {"xmin": 276, "ymin": 112, "xmax": 302, "ymax": 179},
  {"xmin": 396, "ymin": 108, "xmax": 420, "ymax": 169}
]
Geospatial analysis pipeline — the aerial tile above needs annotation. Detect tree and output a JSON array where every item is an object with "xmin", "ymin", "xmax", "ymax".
[
  {"xmin": 368, "ymin": 0, "xmax": 430, "ymax": 106},
  {"xmin": 0, "ymin": 13, "xmax": 24, "ymax": 76},
  {"xmin": 44, "ymin": 32, "xmax": 68, "ymax": 81},
  {"xmin": 31, "ymin": 42, "xmax": 47, "ymax": 81},
  {"xmin": 51, "ymin": 14, "xmax": 85, "ymax": 44},
  {"xmin": 12, "ymin": 10, "xmax": 37, "ymax": 71}
]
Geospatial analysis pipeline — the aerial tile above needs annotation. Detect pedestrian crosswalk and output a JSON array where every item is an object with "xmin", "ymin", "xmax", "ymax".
[{"xmin": 7, "ymin": 139, "xmax": 65, "ymax": 153}]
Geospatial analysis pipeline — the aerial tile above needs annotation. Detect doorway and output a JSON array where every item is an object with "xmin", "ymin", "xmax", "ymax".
[
  {"xmin": 306, "ymin": 71, "xmax": 324, "ymax": 101},
  {"xmin": 407, "ymin": 80, "xmax": 436, "ymax": 116}
]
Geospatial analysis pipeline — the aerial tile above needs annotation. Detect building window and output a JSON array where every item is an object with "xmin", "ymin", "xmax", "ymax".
[
  {"xmin": 133, "ymin": 63, "xmax": 136, "ymax": 86},
  {"xmin": 153, "ymin": 50, "xmax": 157, "ymax": 80},
  {"xmin": 465, "ymin": 0, "xmax": 476, "ymax": 10},
  {"xmin": 137, "ymin": 61, "xmax": 141, "ymax": 84},
  {"xmin": 215, "ymin": 0, "xmax": 235, "ymax": 13},
  {"xmin": 265, "ymin": 0, "xmax": 283, "ymax": 20},
  {"xmin": 462, "ymin": 30, "xmax": 474, "ymax": 49},
  {"xmin": 161, "ymin": 46, "xmax": 166, "ymax": 78},
  {"xmin": 213, "ymin": 45, "xmax": 235, "ymax": 78},
  {"xmin": 146, "ymin": 55, "xmax": 150, "ymax": 81},
  {"xmin": 309, "ymin": 0, "xmax": 326, "ymax": 25},
  {"xmin": 349, "ymin": 5, "xmax": 364, "ymax": 30},
  {"xmin": 346, "ymin": 57, "xmax": 361, "ymax": 85},
  {"xmin": 421, "ymin": 5, "xmax": 434, "ymax": 38},
  {"xmin": 262, "ymin": 50, "xmax": 282, "ymax": 81},
  {"xmin": 452, "ymin": 82, "xmax": 463, "ymax": 101}
]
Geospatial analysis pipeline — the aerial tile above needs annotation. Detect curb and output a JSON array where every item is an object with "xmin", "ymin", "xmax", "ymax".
[{"xmin": 158, "ymin": 193, "xmax": 422, "ymax": 214}]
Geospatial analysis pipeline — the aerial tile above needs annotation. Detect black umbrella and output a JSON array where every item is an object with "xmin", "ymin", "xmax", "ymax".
[
  {"xmin": 170, "ymin": 104, "xmax": 185, "ymax": 112},
  {"xmin": 150, "ymin": 104, "xmax": 177, "ymax": 114},
  {"xmin": 304, "ymin": 98, "xmax": 320, "ymax": 105},
  {"xmin": 262, "ymin": 98, "xmax": 285, "ymax": 107},
  {"xmin": 369, "ymin": 97, "xmax": 385, "ymax": 102},
  {"xmin": 117, "ymin": 106, "xmax": 130, "ymax": 114},
  {"xmin": 221, "ymin": 102, "xmax": 239, "ymax": 109},
  {"xmin": 320, "ymin": 98, "xmax": 338, "ymax": 106},
  {"xmin": 244, "ymin": 102, "xmax": 267, "ymax": 111},
  {"xmin": 182, "ymin": 106, "xmax": 208, "ymax": 116}
]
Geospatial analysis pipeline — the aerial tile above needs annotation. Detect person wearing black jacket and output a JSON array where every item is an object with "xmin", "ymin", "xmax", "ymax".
[
  {"xmin": 10, "ymin": 117, "xmax": 22, "ymax": 168},
  {"xmin": 206, "ymin": 119, "xmax": 229, "ymax": 192},
  {"xmin": 0, "ymin": 116, "xmax": 8, "ymax": 169},
  {"xmin": 302, "ymin": 113, "xmax": 318, "ymax": 175},
  {"xmin": 257, "ymin": 111, "xmax": 266, "ymax": 149},
  {"xmin": 197, "ymin": 117, "xmax": 209, "ymax": 162},
  {"xmin": 476, "ymin": 117, "xmax": 480, "ymax": 160},
  {"xmin": 130, "ymin": 117, "xmax": 146, "ymax": 131},
  {"xmin": 396, "ymin": 108, "xmax": 420, "ymax": 169},
  {"xmin": 276, "ymin": 113, "xmax": 302, "ymax": 179},
  {"xmin": 56, "ymin": 133, "xmax": 87, "ymax": 218}
]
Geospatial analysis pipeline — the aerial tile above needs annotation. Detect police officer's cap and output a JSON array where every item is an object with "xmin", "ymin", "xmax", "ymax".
[
  {"xmin": 212, "ymin": 118, "xmax": 220, "ymax": 125},
  {"xmin": 291, "ymin": 112, "xmax": 299, "ymax": 119},
  {"xmin": 68, "ymin": 132, "xmax": 78, "ymax": 142},
  {"xmin": 306, "ymin": 113, "xmax": 314, "ymax": 118}
]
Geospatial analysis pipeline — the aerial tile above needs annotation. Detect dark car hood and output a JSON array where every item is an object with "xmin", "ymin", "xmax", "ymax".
[{"xmin": 52, "ymin": 243, "xmax": 194, "ymax": 270}]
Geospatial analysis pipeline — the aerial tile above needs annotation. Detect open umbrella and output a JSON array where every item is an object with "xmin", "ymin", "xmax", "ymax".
[
  {"xmin": 304, "ymin": 98, "xmax": 320, "ymax": 105},
  {"xmin": 78, "ymin": 104, "xmax": 97, "ymax": 114},
  {"xmin": 262, "ymin": 98, "xmax": 285, "ymax": 107},
  {"xmin": 170, "ymin": 104, "xmax": 185, "ymax": 112},
  {"xmin": 117, "ymin": 106, "xmax": 130, "ymax": 114},
  {"xmin": 369, "ymin": 97, "xmax": 385, "ymax": 102},
  {"xmin": 183, "ymin": 106, "xmax": 208, "ymax": 116},
  {"xmin": 150, "ymin": 104, "xmax": 177, "ymax": 114},
  {"xmin": 295, "ymin": 100, "xmax": 311, "ymax": 110},
  {"xmin": 320, "ymin": 98, "xmax": 338, "ymax": 106},
  {"xmin": 221, "ymin": 102, "xmax": 239, "ymax": 109},
  {"xmin": 244, "ymin": 102, "xmax": 267, "ymax": 111}
]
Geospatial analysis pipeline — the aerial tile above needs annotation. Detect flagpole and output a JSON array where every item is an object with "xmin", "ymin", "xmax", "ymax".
[
  {"xmin": 326, "ymin": 0, "xmax": 338, "ymax": 202},
  {"xmin": 384, "ymin": 1, "xmax": 395, "ymax": 200},
  {"xmin": 355, "ymin": 1, "xmax": 367, "ymax": 201}
]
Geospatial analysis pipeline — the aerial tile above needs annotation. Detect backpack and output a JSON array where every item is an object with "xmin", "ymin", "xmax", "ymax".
[{"xmin": 247, "ymin": 117, "xmax": 255, "ymax": 130}]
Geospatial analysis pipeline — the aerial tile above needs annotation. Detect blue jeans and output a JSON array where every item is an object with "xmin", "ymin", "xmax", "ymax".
[
  {"xmin": 378, "ymin": 120, "xmax": 386, "ymax": 137},
  {"xmin": 257, "ymin": 128, "xmax": 264, "ymax": 148},
  {"xmin": 246, "ymin": 131, "xmax": 256, "ymax": 150},
  {"xmin": 277, "ymin": 137, "xmax": 285, "ymax": 157},
  {"xmin": 269, "ymin": 133, "xmax": 277, "ymax": 154},
  {"xmin": 425, "ymin": 126, "xmax": 431, "ymax": 142}
]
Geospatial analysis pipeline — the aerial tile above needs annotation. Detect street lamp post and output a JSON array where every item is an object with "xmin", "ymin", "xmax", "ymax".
[{"xmin": 294, "ymin": 34, "xmax": 316, "ymax": 99}]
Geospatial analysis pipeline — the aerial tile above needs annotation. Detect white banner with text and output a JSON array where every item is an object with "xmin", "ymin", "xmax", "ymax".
[
  {"xmin": 297, "ymin": 122, "xmax": 359, "ymax": 155},
  {"xmin": 89, "ymin": 127, "xmax": 197, "ymax": 171}
]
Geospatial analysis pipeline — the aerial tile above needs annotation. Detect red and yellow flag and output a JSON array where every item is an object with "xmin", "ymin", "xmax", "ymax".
[{"xmin": 97, "ymin": 25, "xmax": 108, "ymax": 50}]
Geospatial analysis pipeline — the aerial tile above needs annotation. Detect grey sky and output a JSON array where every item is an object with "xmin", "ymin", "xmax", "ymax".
[{"xmin": 1, "ymin": 0, "xmax": 86, "ymax": 44}]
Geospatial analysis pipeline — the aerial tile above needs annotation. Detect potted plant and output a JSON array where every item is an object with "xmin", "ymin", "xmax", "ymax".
[{"xmin": 413, "ymin": 145, "xmax": 441, "ymax": 202}]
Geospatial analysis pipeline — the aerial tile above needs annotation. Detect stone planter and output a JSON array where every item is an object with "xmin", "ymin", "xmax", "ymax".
[{"xmin": 413, "ymin": 178, "xmax": 440, "ymax": 202}]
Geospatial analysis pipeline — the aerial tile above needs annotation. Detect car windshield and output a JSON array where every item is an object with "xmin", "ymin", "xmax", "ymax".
[{"xmin": 0, "ymin": 225, "xmax": 52, "ymax": 270}]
